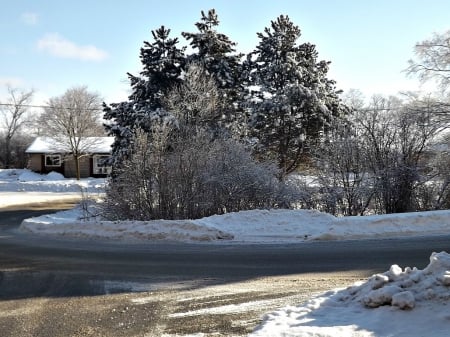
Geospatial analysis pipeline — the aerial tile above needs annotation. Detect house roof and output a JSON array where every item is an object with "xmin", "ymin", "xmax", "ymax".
[{"xmin": 26, "ymin": 136, "xmax": 115, "ymax": 154}]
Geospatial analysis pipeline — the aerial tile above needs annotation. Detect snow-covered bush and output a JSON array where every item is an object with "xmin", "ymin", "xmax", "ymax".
[
  {"xmin": 103, "ymin": 129, "xmax": 292, "ymax": 220},
  {"xmin": 103, "ymin": 58, "xmax": 302, "ymax": 221}
]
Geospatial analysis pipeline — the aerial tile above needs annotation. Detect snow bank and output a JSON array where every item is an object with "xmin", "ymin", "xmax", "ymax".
[
  {"xmin": 249, "ymin": 252, "xmax": 450, "ymax": 337},
  {"xmin": 3, "ymin": 168, "xmax": 450, "ymax": 244},
  {"xmin": 0, "ymin": 169, "xmax": 105, "ymax": 207},
  {"xmin": 18, "ymin": 170, "xmax": 65, "ymax": 181},
  {"xmin": 20, "ymin": 217, "xmax": 234, "ymax": 243},
  {"xmin": 196, "ymin": 209, "xmax": 335, "ymax": 242},
  {"xmin": 323, "ymin": 211, "xmax": 450, "ymax": 240},
  {"xmin": 20, "ymin": 204, "xmax": 234, "ymax": 242},
  {"xmin": 18, "ymin": 206, "xmax": 450, "ymax": 244},
  {"xmin": 1, "ymin": 168, "xmax": 65, "ymax": 182},
  {"xmin": 19, "ymin": 208, "xmax": 335, "ymax": 243}
]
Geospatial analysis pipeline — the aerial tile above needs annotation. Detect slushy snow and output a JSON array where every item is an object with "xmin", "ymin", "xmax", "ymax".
[{"xmin": 1, "ymin": 169, "xmax": 450, "ymax": 337}]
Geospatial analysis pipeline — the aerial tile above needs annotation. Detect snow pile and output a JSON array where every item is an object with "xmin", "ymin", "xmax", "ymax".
[
  {"xmin": 196, "ymin": 208, "xmax": 335, "ymax": 242},
  {"xmin": 20, "ymin": 204, "xmax": 234, "ymax": 242},
  {"xmin": 0, "ymin": 169, "xmax": 105, "ymax": 208},
  {"xmin": 320, "ymin": 210, "xmax": 450, "ymax": 240},
  {"xmin": 18, "ymin": 205, "xmax": 450, "ymax": 244},
  {"xmin": 17, "ymin": 170, "xmax": 65, "ymax": 181},
  {"xmin": 346, "ymin": 251, "xmax": 450, "ymax": 309},
  {"xmin": 20, "ymin": 217, "xmax": 233, "ymax": 242},
  {"xmin": 19, "ymin": 207, "xmax": 335, "ymax": 243},
  {"xmin": 0, "ymin": 169, "xmax": 21, "ymax": 180},
  {"xmin": 0, "ymin": 168, "xmax": 65, "ymax": 182},
  {"xmin": 249, "ymin": 252, "xmax": 450, "ymax": 337}
]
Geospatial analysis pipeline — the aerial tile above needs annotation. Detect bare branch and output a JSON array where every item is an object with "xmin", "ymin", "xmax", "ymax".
[
  {"xmin": 0, "ymin": 85, "xmax": 34, "ymax": 167},
  {"xmin": 38, "ymin": 86, "xmax": 104, "ymax": 179},
  {"xmin": 406, "ymin": 30, "xmax": 450, "ymax": 91}
]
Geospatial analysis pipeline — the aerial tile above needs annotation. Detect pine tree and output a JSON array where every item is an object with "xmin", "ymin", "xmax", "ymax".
[
  {"xmin": 182, "ymin": 9, "xmax": 245, "ymax": 136},
  {"xmin": 245, "ymin": 15, "xmax": 346, "ymax": 178},
  {"xmin": 104, "ymin": 26, "xmax": 185, "ymax": 163}
]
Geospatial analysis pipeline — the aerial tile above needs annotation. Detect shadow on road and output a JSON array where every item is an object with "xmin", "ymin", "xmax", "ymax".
[
  {"xmin": 0, "ymin": 269, "xmax": 113, "ymax": 299},
  {"xmin": 0, "ymin": 205, "xmax": 445, "ymax": 302}
]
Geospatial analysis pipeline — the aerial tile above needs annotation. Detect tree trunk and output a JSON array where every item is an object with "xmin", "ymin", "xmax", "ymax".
[
  {"xmin": 74, "ymin": 154, "xmax": 81, "ymax": 180},
  {"xmin": 4, "ymin": 136, "xmax": 11, "ymax": 169}
]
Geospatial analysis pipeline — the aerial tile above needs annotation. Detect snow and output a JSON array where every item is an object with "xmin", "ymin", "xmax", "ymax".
[
  {"xmin": 1, "ymin": 169, "xmax": 450, "ymax": 336},
  {"xmin": 25, "ymin": 136, "xmax": 114, "ymax": 153},
  {"xmin": 0, "ymin": 169, "xmax": 106, "ymax": 193},
  {"xmin": 249, "ymin": 252, "xmax": 450, "ymax": 337},
  {"xmin": 0, "ymin": 169, "xmax": 105, "ymax": 208},
  {"xmin": 17, "ymin": 204, "xmax": 450, "ymax": 245}
]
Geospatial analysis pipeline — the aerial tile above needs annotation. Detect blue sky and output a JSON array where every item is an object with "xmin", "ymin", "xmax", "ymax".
[{"xmin": 1, "ymin": 0, "xmax": 449, "ymax": 105}]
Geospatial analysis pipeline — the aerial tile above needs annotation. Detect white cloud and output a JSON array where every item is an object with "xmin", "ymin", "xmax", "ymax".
[
  {"xmin": 20, "ymin": 12, "xmax": 39, "ymax": 25},
  {"xmin": 36, "ymin": 33, "xmax": 108, "ymax": 61}
]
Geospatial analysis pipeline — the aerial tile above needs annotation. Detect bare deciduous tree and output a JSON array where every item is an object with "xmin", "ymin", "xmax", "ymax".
[
  {"xmin": 0, "ymin": 85, "xmax": 34, "ymax": 168},
  {"xmin": 39, "ymin": 86, "xmax": 104, "ymax": 179},
  {"xmin": 406, "ymin": 30, "xmax": 450, "ymax": 91},
  {"xmin": 315, "ymin": 117, "xmax": 373, "ymax": 216},
  {"xmin": 355, "ymin": 95, "xmax": 445, "ymax": 213},
  {"xmin": 315, "ymin": 94, "xmax": 448, "ymax": 215}
]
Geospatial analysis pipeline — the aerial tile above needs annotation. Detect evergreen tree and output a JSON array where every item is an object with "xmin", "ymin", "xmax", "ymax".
[
  {"xmin": 245, "ymin": 15, "xmax": 346, "ymax": 178},
  {"xmin": 182, "ymin": 9, "xmax": 245, "ymax": 135},
  {"xmin": 104, "ymin": 26, "xmax": 185, "ymax": 163}
]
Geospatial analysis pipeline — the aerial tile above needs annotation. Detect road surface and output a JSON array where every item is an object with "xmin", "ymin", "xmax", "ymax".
[{"xmin": 0, "ymin": 205, "xmax": 449, "ymax": 336}]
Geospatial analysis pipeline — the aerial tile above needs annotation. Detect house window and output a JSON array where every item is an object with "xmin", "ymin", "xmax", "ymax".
[
  {"xmin": 93, "ymin": 155, "xmax": 112, "ymax": 175},
  {"xmin": 45, "ymin": 154, "xmax": 61, "ymax": 167}
]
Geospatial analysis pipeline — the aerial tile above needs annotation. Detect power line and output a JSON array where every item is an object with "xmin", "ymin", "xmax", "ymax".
[{"xmin": 0, "ymin": 103, "xmax": 100, "ymax": 111}]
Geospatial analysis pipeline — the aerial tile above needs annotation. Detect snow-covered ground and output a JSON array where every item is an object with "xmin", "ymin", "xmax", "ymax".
[
  {"xmin": 0, "ymin": 169, "xmax": 105, "ymax": 208},
  {"xmin": 1, "ymin": 169, "xmax": 450, "ymax": 337},
  {"xmin": 249, "ymin": 251, "xmax": 450, "ymax": 337},
  {"xmin": 18, "ymin": 200, "xmax": 450, "ymax": 244},
  {"xmin": 0, "ymin": 169, "xmax": 106, "ymax": 193}
]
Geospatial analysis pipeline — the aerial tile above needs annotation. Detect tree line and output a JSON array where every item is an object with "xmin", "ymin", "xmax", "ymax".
[
  {"xmin": 311, "ymin": 92, "xmax": 450, "ymax": 215},
  {"xmin": 1, "ymin": 9, "xmax": 449, "ymax": 219},
  {"xmin": 101, "ymin": 10, "xmax": 347, "ymax": 219},
  {"xmin": 101, "ymin": 9, "xmax": 449, "ymax": 219}
]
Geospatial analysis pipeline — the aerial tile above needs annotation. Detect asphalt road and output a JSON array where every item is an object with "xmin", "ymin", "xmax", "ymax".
[
  {"xmin": 0, "ymin": 207, "xmax": 449, "ymax": 298},
  {"xmin": 1, "ymin": 206, "xmax": 450, "ymax": 336}
]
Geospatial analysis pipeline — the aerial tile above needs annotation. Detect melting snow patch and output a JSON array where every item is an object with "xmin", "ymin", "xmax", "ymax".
[{"xmin": 170, "ymin": 298, "xmax": 278, "ymax": 318}]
